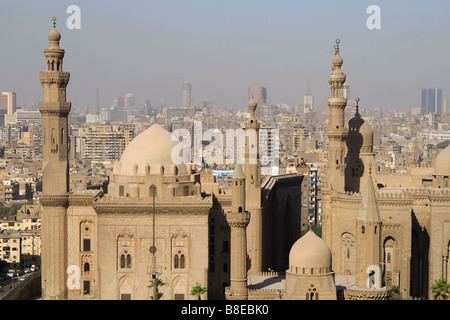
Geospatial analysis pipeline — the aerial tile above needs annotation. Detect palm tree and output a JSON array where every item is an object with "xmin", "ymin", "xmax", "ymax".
[
  {"xmin": 148, "ymin": 277, "xmax": 165, "ymax": 300},
  {"xmin": 190, "ymin": 285, "xmax": 207, "ymax": 300},
  {"xmin": 431, "ymin": 278, "xmax": 450, "ymax": 300}
]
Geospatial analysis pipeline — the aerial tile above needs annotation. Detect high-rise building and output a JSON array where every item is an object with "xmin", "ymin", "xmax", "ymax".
[
  {"xmin": 124, "ymin": 93, "xmax": 135, "ymax": 107},
  {"xmin": 248, "ymin": 86, "xmax": 267, "ymax": 105},
  {"xmin": 0, "ymin": 92, "xmax": 16, "ymax": 114},
  {"xmin": 182, "ymin": 82, "xmax": 191, "ymax": 107},
  {"xmin": 304, "ymin": 94, "xmax": 314, "ymax": 113},
  {"xmin": 421, "ymin": 88, "xmax": 442, "ymax": 114}
]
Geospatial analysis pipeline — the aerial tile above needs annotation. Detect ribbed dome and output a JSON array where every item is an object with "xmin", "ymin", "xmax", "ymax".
[
  {"xmin": 289, "ymin": 230, "xmax": 332, "ymax": 272},
  {"xmin": 118, "ymin": 124, "xmax": 183, "ymax": 176},
  {"xmin": 434, "ymin": 145, "xmax": 450, "ymax": 175}
]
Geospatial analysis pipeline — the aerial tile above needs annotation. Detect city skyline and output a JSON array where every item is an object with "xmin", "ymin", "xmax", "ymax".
[{"xmin": 0, "ymin": 1, "xmax": 449, "ymax": 111}]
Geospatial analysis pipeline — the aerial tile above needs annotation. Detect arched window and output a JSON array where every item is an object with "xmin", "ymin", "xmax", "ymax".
[
  {"xmin": 52, "ymin": 60, "xmax": 55, "ymax": 71},
  {"xmin": 174, "ymin": 252, "xmax": 186, "ymax": 269},
  {"xmin": 126, "ymin": 254, "xmax": 132, "ymax": 268},
  {"xmin": 84, "ymin": 262, "xmax": 90, "ymax": 272},
  {"xmin": 362, "ymin": 226, "xmax": 365, "ymax": 234},
  {"xmin": 180, "ymin": 254, "xmax": 185, "ymax": 269},
  {"xmin": 120, "ymin": 254, "xmax": 126, "ymax": 269}
]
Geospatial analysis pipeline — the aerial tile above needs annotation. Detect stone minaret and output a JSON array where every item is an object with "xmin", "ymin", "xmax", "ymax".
[
  {"xmin": 38, "ymin": 18, "xmax": 71, "ymax": 300},
  {"xmin": 244, "ymin": 99, "xmax": 263, "ymax": 274},
  {"xmin": 226, "ymin": 164, "xmax": 250, "ymax": 300},
  {"xmin": 326, "ymin": 39, "xmax": 348, "ymax": 192},
  {"xmin": 355, "ymin": 169, "xmax": 382, "ymax": 289},
  {"xmin": 345, "ymin": 98, "xmax": 376, "ymax": 193}
]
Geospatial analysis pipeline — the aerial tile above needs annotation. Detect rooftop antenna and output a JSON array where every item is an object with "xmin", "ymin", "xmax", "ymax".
[{"xmin": 306, "ymin": 78, "xmax": 311, "ymax": 95}]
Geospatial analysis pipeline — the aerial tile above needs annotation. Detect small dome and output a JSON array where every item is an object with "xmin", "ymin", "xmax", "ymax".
[
  {"xmin": 289, "ymin": 230, "xmax": 332, "ymax": 272},
  {"xmin": 434, "ymin": 145, "xmax": 450, "ymax": 175},
  {"xmin": 347, "ymin": 105, "xmax": 373, "ymax": 150},
  {"xmin": 48, "ymin": 27, "xmax": 61, "ymax": 42},
  {"xmin": 332, "ymin": 53, "xmax": 343, "ymax": 67}
]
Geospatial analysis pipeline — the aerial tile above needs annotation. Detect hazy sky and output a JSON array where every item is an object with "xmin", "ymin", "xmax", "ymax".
[{"xmin": 0, "ymin": 0, "xmax": 449, "ymax": 112}]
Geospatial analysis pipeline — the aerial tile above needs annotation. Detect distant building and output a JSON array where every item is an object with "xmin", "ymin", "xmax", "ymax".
[
  {"xmin": 422, "ymin": 88, "xmax": 442, "ymax": 114},
  {"xmin": 182, "ymin": 82, "xmax": 191, "ymax": 107},
  {"xmin": 304, "ymin": 94, "xmax": 314, "ymax": 113},
  {"xmin": 124, "ymin": 93, "xmax": 135, "ymax": 107},
  {"xmin": 248, "ymin": 86, "xmax": 267, "ymax": 105},
  {"xmin": 0, "ymin": 92, "xmax": 16, "ymax": 115}
]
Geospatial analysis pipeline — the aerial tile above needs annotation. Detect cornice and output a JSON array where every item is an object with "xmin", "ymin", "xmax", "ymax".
[
  {"xmin": 93, "ymin": 202, "xmax": 211, "ymax": 215},
  {"xmin": 40, "ymin": 194, "xmax": 69, "ymax": 207}
]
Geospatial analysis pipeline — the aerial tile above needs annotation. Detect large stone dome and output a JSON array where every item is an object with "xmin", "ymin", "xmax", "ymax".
[
  {"xmin": 118, "ymin": 124, "xmax": 181, "ymax": 176},
  {"xmin": 289, "ymin": 230, "xmax": 332, "ymax": 274},
  {"xmin": 434, "ymin": 144, "xmax": 450, "ymax": 175}
]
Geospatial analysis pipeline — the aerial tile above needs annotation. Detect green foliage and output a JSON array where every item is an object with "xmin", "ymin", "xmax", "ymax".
[
  {"xmin": 190, "ymin": 284, "xmax": 207, "ymax": 300},
  {"xmin": 301, "ymin": 223, "xmax": 322, "ymax": 238},
  {"xmin": 431, "ymin": 278, "xmax": 450, "ymax": 300},
  {"xmin": 148, "ymin": 277, "xmax": 165, "ymax": 300},
  {"xmin": 437, "ymin": 140, "xmax": 450, "ymax": 149},
  {"xmin": 0, "ymin": 202, "xmax": 24, "ymax": 218},
  {"xmin": 389, "ymin": 285, "xmax": 402, "ymax": 300}
]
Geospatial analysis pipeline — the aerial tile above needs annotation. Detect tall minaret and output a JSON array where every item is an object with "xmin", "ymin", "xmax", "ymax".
[
  {"xmin": 226, "ymin": 164, "xmax": 250, "ymax": 300},
  {"xmin": 355, "ymin": 168, "xmax": 382, "ymax": 289},
  {"xmin": 244, "ymin": 99, "xmax": 263, "ymax": 274},
  {"xmin": 326, "ymin": 39, "xmax": 348, "ymax": 192},
  {"xmin": 38, "ymin": 17, "xmax": 71, "ymax": 300}
]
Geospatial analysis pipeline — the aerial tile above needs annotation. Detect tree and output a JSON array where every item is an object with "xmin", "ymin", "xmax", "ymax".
[
  {"xmin": 301, "ymin": 223, "xmax": 322, "ymax": 238},
  {"xmin": 437, "ymin": 140, "xmax": 450, "ymax": 150},
  {"xmin": 148, "ymin": 277, "xmax": 165, "ymax": 300},
  {"xmin": 431, "ymin": 278, "xmax": 450, "ymax": 300},
  {"xmin": 389, "ymin": 285, "xmax": 402, "ymax": 300},
  {"xmin": 190, "ymin": 285, "xmax": 207, "ymax": 300}
]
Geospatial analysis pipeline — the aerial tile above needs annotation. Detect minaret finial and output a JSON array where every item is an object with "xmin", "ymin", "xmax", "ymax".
[
  {"xmin": 334, "ymin": 39, "xmax": 340, "ymax": 54},
  {"xmin": 52, "ymin": 16, "xmax": 57, "ymax": 28},
  {"xmin": 355, "ymin": 97, "xmax": 360, "ymax": 115}
]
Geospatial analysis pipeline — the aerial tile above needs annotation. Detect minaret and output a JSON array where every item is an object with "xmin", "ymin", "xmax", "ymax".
[
  {"xmin": 355, "ymin": 167, "xmax": 382, "ymax": 289},
  {"xmin": 244, "ymin": 99, "xmax": 263, "ymax": 274},
  {"xmin": 226, "ymin": 164, "xmax": 250, "ymax": 300},
  {"xmin": 326, "ymin": 39, "xmax": 348, "ymax": 192},
  {"xmin": 345, "ymin": 98, "xmax": 376, "ymax": 193},
  {"xmin": 38, "ymin": 17, "xmax": 71, "ymax": 300}
]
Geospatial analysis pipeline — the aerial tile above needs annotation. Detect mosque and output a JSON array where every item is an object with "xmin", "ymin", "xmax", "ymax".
[
  {"xmin": 38, "ymin": 21, "xmax": 450, "ymax": 300},
  {"xmin": 38, "ymin": 20, "xmax": 304, "ymax": 300}
]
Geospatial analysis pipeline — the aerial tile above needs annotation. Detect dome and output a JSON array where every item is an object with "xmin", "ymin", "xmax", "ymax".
[
  {"xmin": 434, "ymin": 144, "xmax": 450, "ymax": 175},
  {"xmin": 48, "ymin": 27, "xmax": 61, "ymax": 42},
  {"xmin": 118, "ymin": 124, "xmax": 184, "ymax": 176},
  {"xmin": 347, "ymin": 102, "xmax": 373, "ymax": 150},
  {"xmin": 289, "ymin": 230, "xmax": 332, "ymax": 273},
  {"xmin": 332, "ymin": 53, "xmax": 343, "ymax": 68}
]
